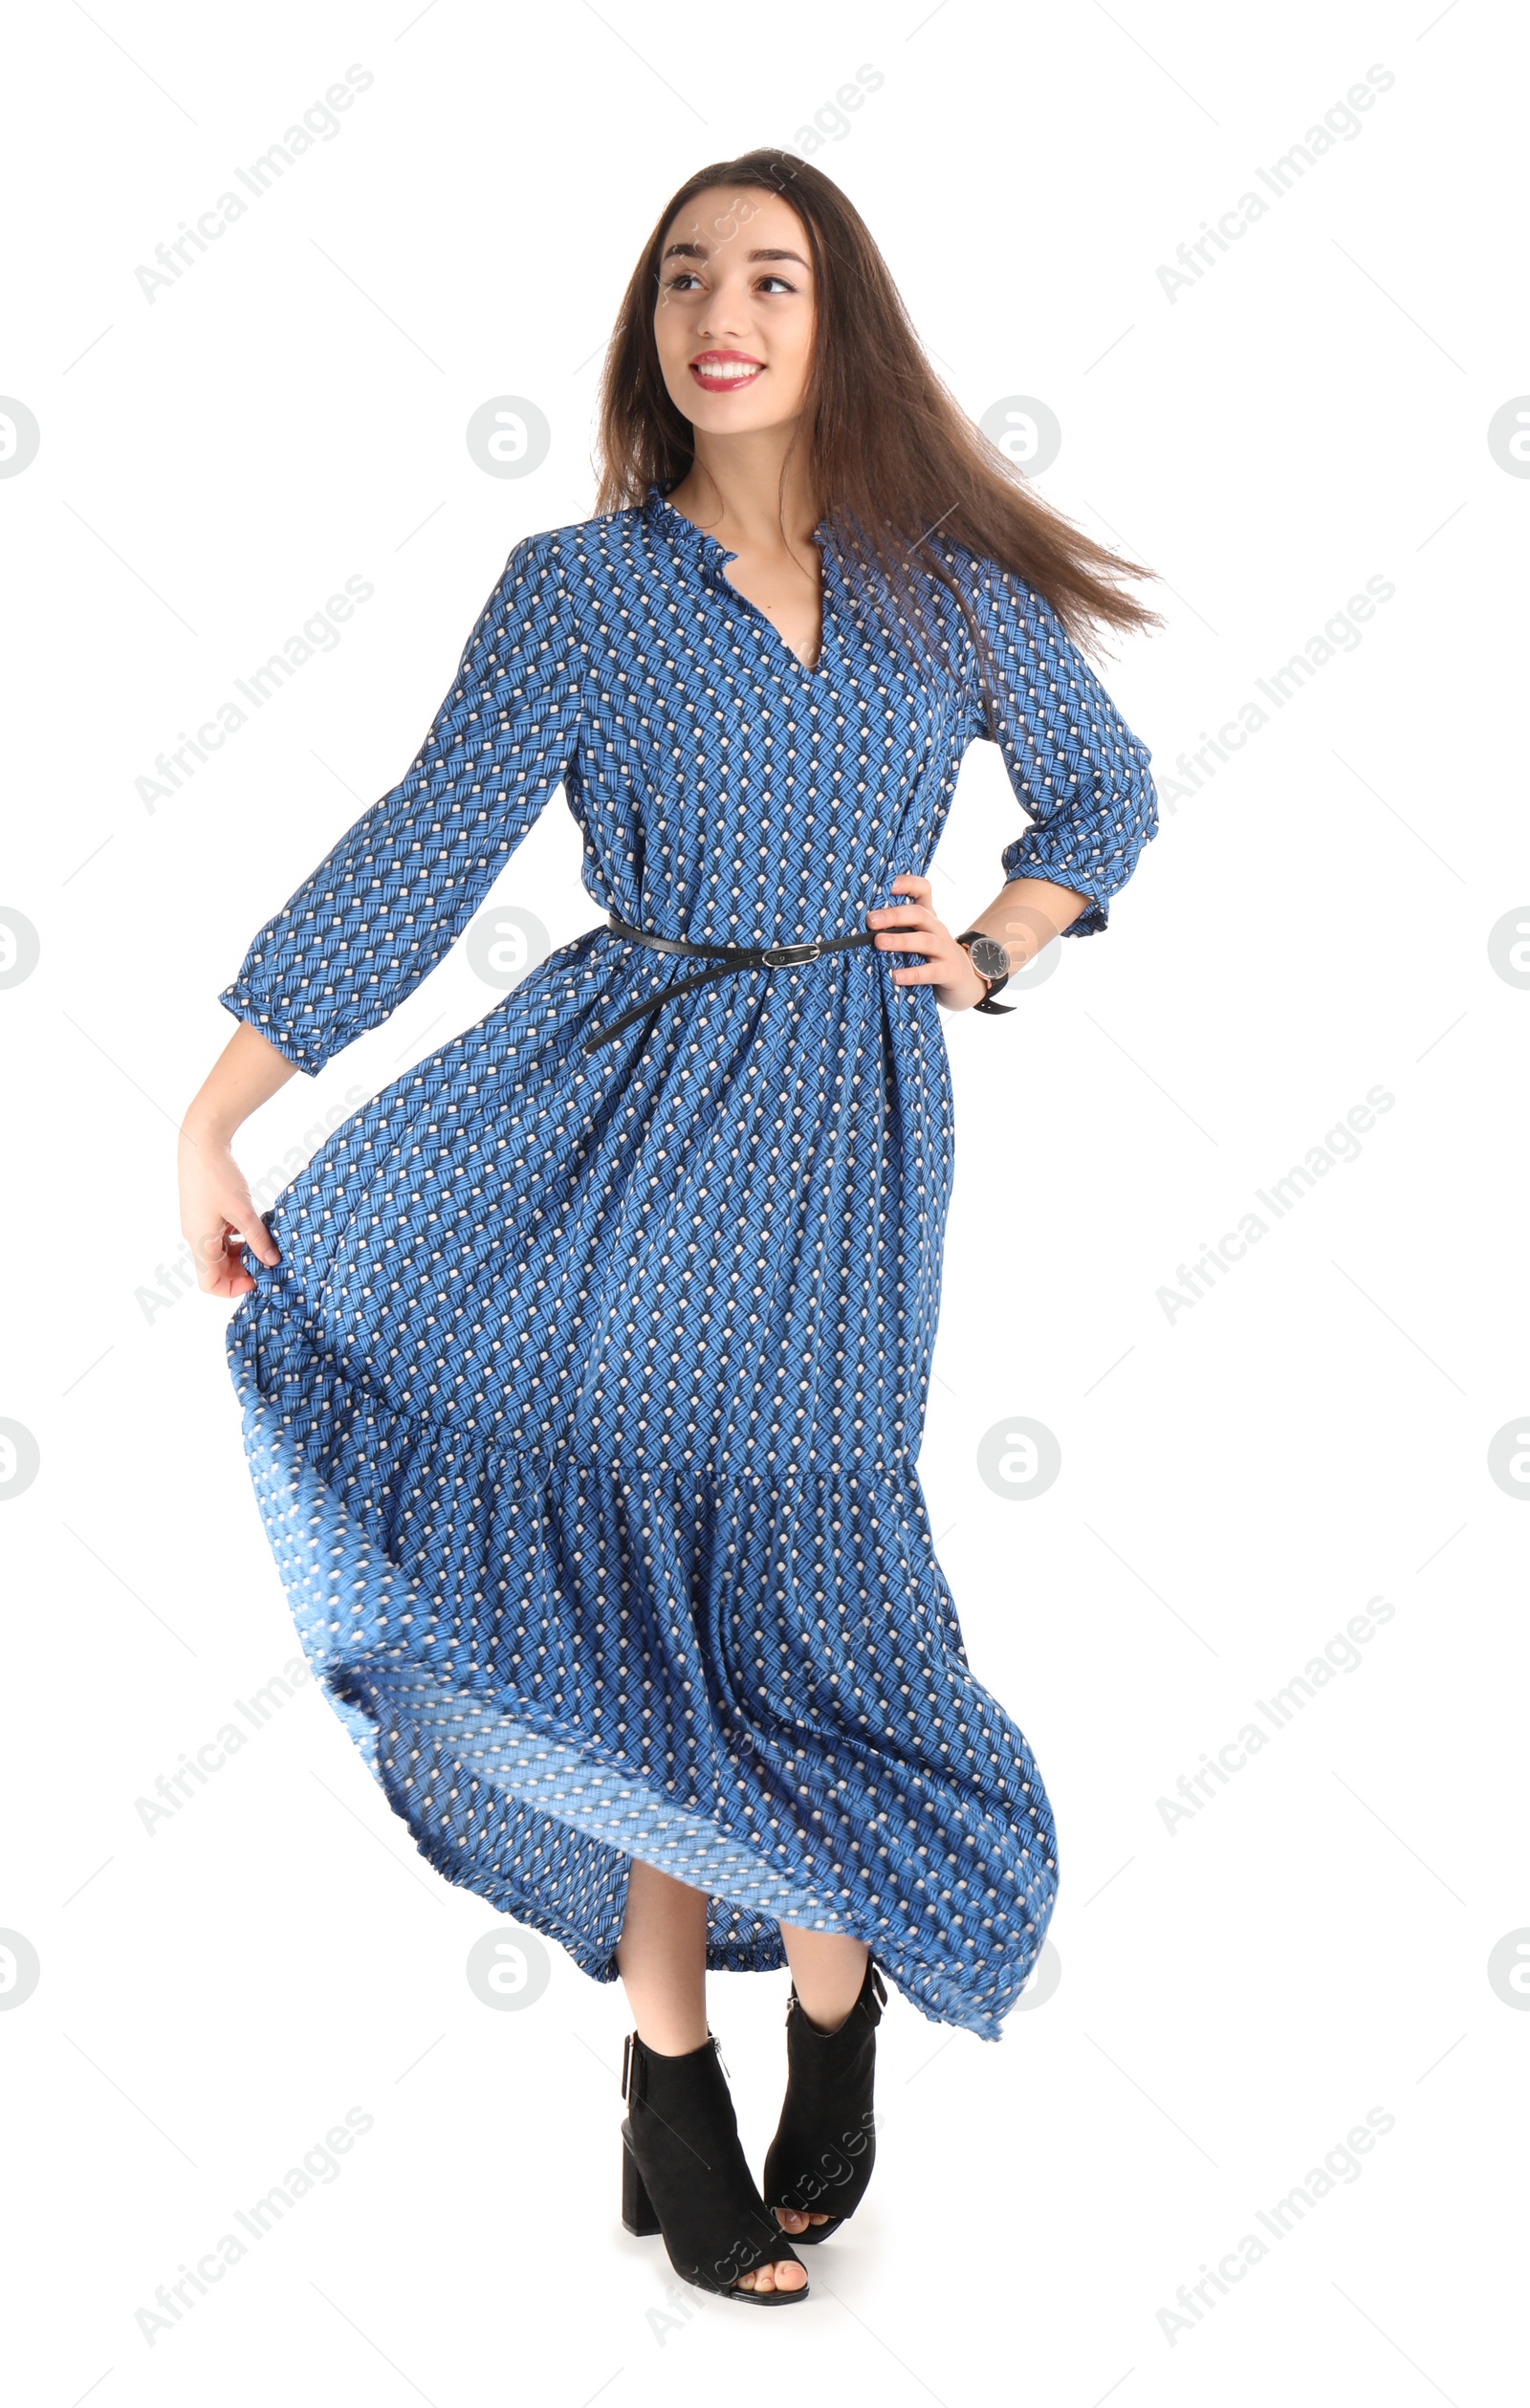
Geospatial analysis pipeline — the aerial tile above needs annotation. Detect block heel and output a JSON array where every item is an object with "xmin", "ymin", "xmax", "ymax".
[{"xmin": 621, "ymin": 2122, "xmax": 662, "ymax": 2235}]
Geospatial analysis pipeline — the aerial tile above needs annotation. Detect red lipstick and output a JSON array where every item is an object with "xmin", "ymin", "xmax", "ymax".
[{"xmin": 689, "ymin": 350, "xmax": 763, "ymax": 393}]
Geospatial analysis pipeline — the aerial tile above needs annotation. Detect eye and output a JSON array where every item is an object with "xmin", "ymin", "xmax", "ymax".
[{"xmin": 660, "ymin": 269, "xmax": 798, "ymax": 296}]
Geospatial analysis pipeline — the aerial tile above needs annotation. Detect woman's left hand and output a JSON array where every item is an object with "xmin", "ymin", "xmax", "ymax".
[{"xmin": 866, "ymin": 875, "xmax": 989, "ymax": 1010}]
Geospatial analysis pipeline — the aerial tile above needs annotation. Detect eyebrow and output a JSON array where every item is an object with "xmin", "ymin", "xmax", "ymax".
[{"xmin": 661, "ymin": 242, "xmax": 810, "ymax": 268}]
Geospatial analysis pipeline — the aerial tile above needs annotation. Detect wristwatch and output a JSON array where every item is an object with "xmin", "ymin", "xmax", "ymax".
[{"xmin": 953, "ymin": 929, "xmax": 1015, "ymax": 1016}]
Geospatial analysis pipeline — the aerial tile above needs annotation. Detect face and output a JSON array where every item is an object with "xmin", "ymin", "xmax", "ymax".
[{"xmin": 652, "ymin": 186, "xmax": 817, "ymax": 434}]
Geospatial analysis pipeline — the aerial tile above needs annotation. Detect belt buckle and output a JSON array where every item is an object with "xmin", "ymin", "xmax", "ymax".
[{"xmin": 762, "ymin": 940, "xmax": 822, "ymax": 968}]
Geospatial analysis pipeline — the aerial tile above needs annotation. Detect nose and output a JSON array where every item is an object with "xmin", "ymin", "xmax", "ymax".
[
  {"xmin": 696, "ymin": 304, "xmax": 754, "ymax": 347},
  {"xmin": 694, "ymin": 268, "xmax": 755, "ymax": 347}
]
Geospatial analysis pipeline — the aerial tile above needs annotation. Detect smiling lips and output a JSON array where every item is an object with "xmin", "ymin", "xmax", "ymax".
[{"xmin": 689, "ymin": 350, "xmax": 763, "ymax": 393}]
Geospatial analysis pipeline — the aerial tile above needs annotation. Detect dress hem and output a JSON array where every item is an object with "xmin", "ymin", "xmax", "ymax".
[{"xmin": 226, "ymin": 1276, "xmax": 1049, "ymax": 2041}]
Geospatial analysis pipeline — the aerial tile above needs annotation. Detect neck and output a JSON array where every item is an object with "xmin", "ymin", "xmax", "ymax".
[{"xmin": 665, "ymin": 435, "xmax": 823, "ymax": 557}]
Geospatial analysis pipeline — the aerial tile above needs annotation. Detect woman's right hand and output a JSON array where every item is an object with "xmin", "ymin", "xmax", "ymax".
[
  {"xmin": 179, "ymin": 1021, "xmax": 298, "ymax": 1297},
  {"xmin": 178, "ymin": 1125, "xmax": 281, "ymax": 1298}
]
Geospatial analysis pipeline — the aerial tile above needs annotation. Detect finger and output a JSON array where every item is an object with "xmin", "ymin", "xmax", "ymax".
[
  {"xmin": 873, "ymin": 930, "xmax": 946, "ymax": 956},
  {"xmin": 229, "ymin": 1205, "xmax": 281, "ymax": 1269},
  {"xmin": 889, "ymin": 874, "xmax": 933, "ymax": 902},
  {"xmin": 188, "ymin": 1216, "xmax": 275, "ymax": 1291},
  {"xmin": 195, "ymin": 1237, "xmax": 258, "ymax": 1301},
  {"xmin": 867, "ymin": 902, "xmax": 939, "ymax": 930},
  {"xmin": 188, "ymin": 1228, "xmax": 231, "ymax": 1294},
  {"xmin": 206, "ymin": 1261, "xmax": 258, "ymax": 1300}
]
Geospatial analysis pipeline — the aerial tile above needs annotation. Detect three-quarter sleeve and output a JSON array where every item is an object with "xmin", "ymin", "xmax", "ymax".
[
  {"xmin": 960, "ymin": 551, "xmax": 1158, "ymax": 934},
  {"xmin": 218, "ymin": 530, "xmax": 581, "ymax": 1075}
]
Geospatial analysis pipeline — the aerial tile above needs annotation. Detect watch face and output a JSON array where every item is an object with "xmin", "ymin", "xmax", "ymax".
[{"xmin": 966, "ymin": 934, "xmax": 1010, "ymax": 982}]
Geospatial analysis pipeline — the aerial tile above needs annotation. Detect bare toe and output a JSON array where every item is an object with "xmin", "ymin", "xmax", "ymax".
[
  {"xmin": 775, "ymin": 2206, "xmax": 808, "ymax": 2232},
  {"xmin": 736, "ymin": 2256, "xmax": 806, "ymax": 2294}
]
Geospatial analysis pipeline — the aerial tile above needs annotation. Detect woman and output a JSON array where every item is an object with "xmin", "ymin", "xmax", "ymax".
[{"xmin": 180, "ymin": 149, "xmax": 1161, "ymax": 2306}]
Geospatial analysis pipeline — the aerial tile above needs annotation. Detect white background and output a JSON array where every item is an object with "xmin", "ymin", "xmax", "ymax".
[{"xmin": 2, "ymin": 1, "xmax": 1525, "ymax": 2400}]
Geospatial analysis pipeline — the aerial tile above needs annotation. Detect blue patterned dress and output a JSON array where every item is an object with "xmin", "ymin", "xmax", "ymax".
[{"xmin": 219, "ymin": 483, "xmax": 1158, "ymax": 2039}]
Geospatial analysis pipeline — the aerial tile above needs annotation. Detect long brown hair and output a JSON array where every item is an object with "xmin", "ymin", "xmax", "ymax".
[{"xmin": 593, "ymin": 147, "xmax": 1162, "ymax": 684}]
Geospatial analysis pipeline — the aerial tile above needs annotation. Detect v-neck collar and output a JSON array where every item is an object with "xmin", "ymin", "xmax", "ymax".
[{"xmin": 642, "ymin": 481, "xmax": 837, "ymax": 686}]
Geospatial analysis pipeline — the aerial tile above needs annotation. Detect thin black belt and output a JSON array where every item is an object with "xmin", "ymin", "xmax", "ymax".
[{"xmin": 581, "ymin": 908, "xmax": 876, "ymax": 1055}]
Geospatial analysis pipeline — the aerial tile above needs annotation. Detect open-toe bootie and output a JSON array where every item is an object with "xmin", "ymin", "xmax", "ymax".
[
  {"xmin": 620, "ymin": 2027, "xmax": 809, "ymax": 2305},
  {"xmin": 762, "ymin": 1953, "xmax": 887, "ymax": 2244}
]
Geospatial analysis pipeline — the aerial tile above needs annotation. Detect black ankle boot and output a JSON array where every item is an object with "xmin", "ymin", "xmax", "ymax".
[
  {"xmin": 761, "ymin": 1953, "xmax": 887, "ymax": 2243},
  {"xmin": 620, "ymin": 2027, "xmax": 809, "ymax": 2306}
]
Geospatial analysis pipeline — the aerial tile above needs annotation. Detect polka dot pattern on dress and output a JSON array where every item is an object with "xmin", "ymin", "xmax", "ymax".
[{"xmin": 218, "ymin": 482, "xmax": 1159, "ymax": 2039}]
